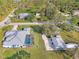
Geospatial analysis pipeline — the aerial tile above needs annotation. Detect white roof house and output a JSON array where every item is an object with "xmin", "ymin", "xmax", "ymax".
[
  {"xmin": 3, "ymin": 28, "xmax": 32, "ymax": 48},
  {"xmin": 42, "ymin": 33, "xmax": 78, "ymax": 51},
  {"xmin": 51, "ymin": 34, "xmax": 66, "ymax": 50},
  {"xmin": 18, "ymin": 13, "xmax": 29, "ymax": 19},
  {"xmin": 49, "ymin": 34, "xmax": 78, "ymax": 50}
]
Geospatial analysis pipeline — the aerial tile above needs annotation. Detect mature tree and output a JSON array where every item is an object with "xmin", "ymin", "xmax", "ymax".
[
  {"xmin": 44, "ymin": 0, "xmax": 57, "ymax": 20},
  {"xmin": 52, "ymin": 0, "xmax": 75, "ymax": 13},
  {"xmin": 42, "ymin": 24, "xmax": 60, "ymax": 37}
]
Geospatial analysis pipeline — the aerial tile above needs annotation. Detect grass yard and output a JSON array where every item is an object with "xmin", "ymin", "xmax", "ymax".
[
  {"xmin": 0, "ymin": 0, "xmax": 17, "ymax": 22},
  {"xmin": 0, "ymin": 26, "xmax": 13, "ymax": 59},
  {"xmin": 0, "ymin": 25, "xmax": 78, "ymax": 59},
  {"xmin": 3, "ymin": 30, "xmax": 64, "ymax": 59},
  {"xmin": 61, "ymin": 30, "xmax": 79, "ymax": 43},
  {"xmin": 11, "ymin": 8, "xmax": 37, "ymax": 23},
  {"xmin": 11, "ymin": 16, "xmax": 34, "ymax": 22}
]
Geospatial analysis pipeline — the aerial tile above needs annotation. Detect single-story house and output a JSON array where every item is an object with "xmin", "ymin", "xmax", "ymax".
[
  {"xmin": 3, "ymin": 28, "xmax": 33, "ymax": 48},
  {"xmin": 50, "ymin": 34, "xmax": 66, "ymax": 50},
  {"xmin": 48, "ymin": 34, "xmax": 78, "ymax": 50},
  {"xmin": 18, "ymin": 13, "xmax": 29, "ymax": 19}
]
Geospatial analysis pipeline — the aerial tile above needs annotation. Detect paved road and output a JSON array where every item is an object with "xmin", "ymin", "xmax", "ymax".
[
  {"xmin": 0, "ymin": 3, "xmax": 68, "ymax": 28},
  {"xmin": 8, "ymin": 22, "xmax": 43, "ymax": 25},
  {"xmin": 0, "ymin": 6, "xmax": 70, "ymax": 28},
  {"xmin": 8, "ymin": 21, "xmax": 66, "ymax": 26},
  {"xmin": 0, "ymin": 8, "xmax": 17, "ymax": 28}
]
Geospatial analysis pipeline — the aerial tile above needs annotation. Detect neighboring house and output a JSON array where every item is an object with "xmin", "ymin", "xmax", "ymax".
[
  {"xmin": 50, "ymin": 34, "xmax": 66, "ymax": 50},
  {"xmin": 18, "ymin": 13, "xmax": 29, "ymax": 19},
  {"xmin": 73, "ymin": 10, "xmax": 79, "ymax": 16},
  {"xmin": 49, "ymin": 34, "xmax": 78, "ymax": 50},
  {"xmin": 3, "ymin": 28, "xmax": 33, "ymax": 48},
  {"xmin": 43, "ymin": 34, "xmax": 78, "ymax": 51}
]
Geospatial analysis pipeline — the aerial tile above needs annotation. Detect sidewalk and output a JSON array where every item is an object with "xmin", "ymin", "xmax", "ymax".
[{"xmin": 12, "ymin": 25, "xmax": 18, "ymax": 30}]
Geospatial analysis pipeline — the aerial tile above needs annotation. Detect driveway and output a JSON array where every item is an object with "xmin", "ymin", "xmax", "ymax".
[
  {"xmin": 12, "ymin": 25, "xmax": 18, "ymax": 30},
  {"xmin": 42, "ymin": 34, "xmax": 53, "ymax": 51}
]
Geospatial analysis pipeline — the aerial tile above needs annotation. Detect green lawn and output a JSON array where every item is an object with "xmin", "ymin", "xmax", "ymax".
[
  {"xmin": 3, "ymin": 31, "xmax": 64, "ymax": 59},
  {"xmin": 0, "ymin": 26, "xmax": 13, "ymax": 59},
  {"xmin": 0, "ymin": 0, "xmax": 18, "ymax": 21},
  {"xmin": 61, "ymin": 30, "xmax": 79, "ymax": 43},
  {"xmin": 0, "ymin": 25, "xmax": 78, "ymax": 59}
]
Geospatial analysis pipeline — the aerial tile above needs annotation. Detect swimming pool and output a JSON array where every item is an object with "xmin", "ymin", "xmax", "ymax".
[{"xmin": 24, "ymin": 35, "xmax": 32, "ymax": 46}]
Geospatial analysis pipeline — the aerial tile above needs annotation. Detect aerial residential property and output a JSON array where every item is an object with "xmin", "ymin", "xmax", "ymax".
[
  {"xmin": 42, "ymin": 33, "xmax": 78, "ymax": 51},
  {"xmin": 0, "ymin": 0, "xmax": 79, "ymax": 59},
  {"xmin": 3, "ymin": 28, "xmax": 33, "ymax": 48}
]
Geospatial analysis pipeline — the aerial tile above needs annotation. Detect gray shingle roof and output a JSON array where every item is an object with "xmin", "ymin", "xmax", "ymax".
[
  {"xmin": 3, "ymin": 28, "xmax": 32, "ymax": 48},
  {"xmin": 19, "ymin": 13, "xmax": 29, "ymax": 19}
]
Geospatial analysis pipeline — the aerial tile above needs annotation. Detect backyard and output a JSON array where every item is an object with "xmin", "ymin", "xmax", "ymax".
[
  {"xmin": 0, "ymin": 25, "xmax": 78, "ymax": 59},
  {"xmin": 0, "ymin": 0, "xmax": 79, "ymax": 59}
]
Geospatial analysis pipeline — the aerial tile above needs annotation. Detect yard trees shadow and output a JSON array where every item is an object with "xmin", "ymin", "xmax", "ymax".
[
  {"xmin": 54, "ymin": 49, "xmax": 77, "ymax": 59},
  {"xmin": 5, "ymin": 50, "xmax": 30, "ymax": 59},
  {"xmin": 31, "ymin": 25, "xmax": 44, "ymax": 34}
]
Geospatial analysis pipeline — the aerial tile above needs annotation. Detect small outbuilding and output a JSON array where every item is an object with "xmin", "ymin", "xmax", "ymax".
[{"xmin": 35, "ymin": 13, "xmax": 41, "ymax": 18}]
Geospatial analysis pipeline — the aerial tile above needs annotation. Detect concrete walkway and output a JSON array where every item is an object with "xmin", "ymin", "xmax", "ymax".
[
  {"xmin": 42, "ymin": 34, "xmax": 53, "ymax": 51},
  {"xmin": 12, "ymin": 25, "xmax": 18, "ymax": 30}
]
